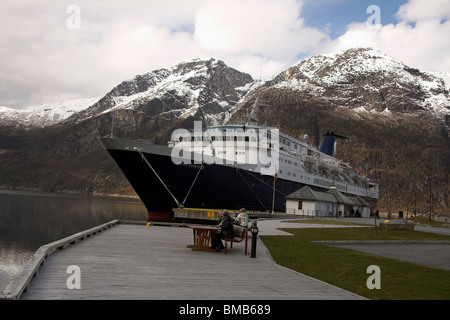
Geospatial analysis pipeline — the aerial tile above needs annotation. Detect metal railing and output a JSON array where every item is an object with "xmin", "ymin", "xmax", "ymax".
[{"xmin": 0, "ymin": 220, "xmax": 120, "ymax": 300}]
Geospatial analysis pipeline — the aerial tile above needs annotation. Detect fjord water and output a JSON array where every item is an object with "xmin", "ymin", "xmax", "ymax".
[{"xmin": 0, "ymin": 190, "xmax": 147, "ymax": 292}]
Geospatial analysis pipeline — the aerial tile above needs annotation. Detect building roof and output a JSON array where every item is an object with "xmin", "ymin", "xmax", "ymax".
[
  {"xmin": 286, "ymin": 186, "xmax": 370, "ymax": 207},
  {"xmin": 326, "ymin": 188, "xmax": 355, "ymax": 205},
  {"xmin": 348, "ymin": 196, "xmax": 370, "ymax": 207},
  {"xmin": 286, "ymin": 186, "xmax": 337, "ymax": 203}
]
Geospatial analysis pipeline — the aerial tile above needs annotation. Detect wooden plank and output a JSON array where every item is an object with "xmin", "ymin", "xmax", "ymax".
[{"xmin": 17, "ymin": 224, "xmax": 363, "ymax": 300}]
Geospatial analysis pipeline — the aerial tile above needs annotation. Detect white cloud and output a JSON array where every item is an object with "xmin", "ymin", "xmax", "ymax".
[
  {"xmin": 195, "ymin": 0, "xmax": 326, "ymax": 56},
  {"xmin": 396, "ymin": 0, "xmax": 450, "ymax": 22},
  {"xmin": 0, "ymin": 0, "xmax": 332, "ymax": 108},
  {"xmin": 0, "ymin": 0, "xmax": 449, "ymax": 109},
  {"xmin": 324, "ymin": 0, "xmax": 450, "ymax": 74},
  {"xmin": 194, "ymin": 0, "xmax": 329, "ymax": 77}
]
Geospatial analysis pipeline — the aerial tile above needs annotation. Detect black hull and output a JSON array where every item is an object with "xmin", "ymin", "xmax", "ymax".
[{"xmin": 100, "ymin": 138, "xmax": 306, "ymax": 221}]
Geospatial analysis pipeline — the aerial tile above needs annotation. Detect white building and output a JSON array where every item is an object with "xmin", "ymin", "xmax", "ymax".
[{"xmin": 285, "ymin": 185, "xmax": 371, "ymax": 217}]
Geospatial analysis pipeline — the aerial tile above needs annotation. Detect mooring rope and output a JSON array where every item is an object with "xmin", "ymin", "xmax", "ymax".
[
  {"xmin": 234, "ymin": 165, "xmax": 267, "ymax": 211},
  {"xmin": 134, "ymin": 148, "xmax": 182, "ymax": 207},
  {"xmin": 134, "ymin": 147, "xmax": 207, "ymax": 208},
  {"xmin": 181, "ymin": 162, "xmax": 204, "ymax": 207}
]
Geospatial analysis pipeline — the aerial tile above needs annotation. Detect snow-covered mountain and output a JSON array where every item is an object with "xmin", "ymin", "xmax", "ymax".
[
  {"xmin": 1, "ymin": 49, "xmax": 448, "ymax": 130},
  {"xmin": 0, "ymin": 97, "xmax": 99, "ymax": 129},
  {"xmin": 69, "ymin": 58, "xmax": 255, "ymax": 127},
  {"xmin": 267, "ymin": 47, "xmax": 449, "ymax": 119},
  {"xmin": 0, "ymin": 58, "xmax": 255, "ymax": 130}
]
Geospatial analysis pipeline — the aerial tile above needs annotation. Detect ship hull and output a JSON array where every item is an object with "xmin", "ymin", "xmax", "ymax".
[
  {"xmin": 100, "ymin": 137, "xmax": 305, "ymax": 221},
  {"xmin": 100, "ymin": 137, "xmax": 378, "ymax": 221}
]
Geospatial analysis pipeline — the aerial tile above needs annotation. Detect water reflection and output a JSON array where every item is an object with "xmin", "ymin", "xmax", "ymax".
[{"xmin": 0, "ymin": 190, "xmax": 147, "ymax": 292}]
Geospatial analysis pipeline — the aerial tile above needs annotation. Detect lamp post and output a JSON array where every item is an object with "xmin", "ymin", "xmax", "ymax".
[{"xmin": 250, "ymin": 221, "xmax": 259, "ymax": 258}]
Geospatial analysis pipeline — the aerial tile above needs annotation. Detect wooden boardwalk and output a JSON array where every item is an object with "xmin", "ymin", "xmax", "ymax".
[{"xmin": 12, "ymin": 222, "xmax": 362, "ymax": 300}]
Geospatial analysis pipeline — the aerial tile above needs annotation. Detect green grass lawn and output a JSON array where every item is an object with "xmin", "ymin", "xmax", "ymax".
[{"xmin": 260, "ymin": 225, "xmax": 450, "ymax": 300}]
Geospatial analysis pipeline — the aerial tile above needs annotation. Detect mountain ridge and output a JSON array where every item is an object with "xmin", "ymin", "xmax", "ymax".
[{"xmin": 1, "ymin": 49, "xmax": 449, "ymax": 129}]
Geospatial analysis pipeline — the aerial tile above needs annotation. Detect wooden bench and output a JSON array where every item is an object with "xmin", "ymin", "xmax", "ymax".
[{"xmin": 224, "ymin": 225, "xmax": 248, "ymax": 255}]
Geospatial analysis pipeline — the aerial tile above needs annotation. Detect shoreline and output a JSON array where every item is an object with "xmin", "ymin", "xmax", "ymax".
[{"xmin": 0, "ymin": 188, "xmax": 141, "ymax": 201}]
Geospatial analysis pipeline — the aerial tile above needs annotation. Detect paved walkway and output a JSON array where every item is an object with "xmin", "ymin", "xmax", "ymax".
[
  {"xmin": 21, "ymin": 223, "xmax": 363, "ymax": 300},
  {"xmin": 256, "ymin": 218, "xmax": 368, "ymax": 236},
  {"xmin": 325, "ymin": 243, "xmax": 450, "ymax": 270}
]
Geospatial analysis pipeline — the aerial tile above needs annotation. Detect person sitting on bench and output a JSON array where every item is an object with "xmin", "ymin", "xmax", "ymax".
[
  {"xmin": 210, "ymin": 210, "xmax": 234, "ymax": 250},
  {"xmin": 234, "ymin": 208, "xmax": 249, "ymax": 227}
]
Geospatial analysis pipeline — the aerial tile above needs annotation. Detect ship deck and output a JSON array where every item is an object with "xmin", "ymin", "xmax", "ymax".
[{"xmin": 10, "ymin": 221, "xmax": 363, "ymax": 300}]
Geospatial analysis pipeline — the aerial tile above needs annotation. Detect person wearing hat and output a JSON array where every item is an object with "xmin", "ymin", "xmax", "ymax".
[{"xmin": 210, "ymin": 209, "xmax": 234, "ymax": 250}]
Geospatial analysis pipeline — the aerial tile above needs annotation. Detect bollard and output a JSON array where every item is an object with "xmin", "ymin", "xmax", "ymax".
[{"xmin": 250, "ymin": 221, "xmax": 259, "ymax": 258}]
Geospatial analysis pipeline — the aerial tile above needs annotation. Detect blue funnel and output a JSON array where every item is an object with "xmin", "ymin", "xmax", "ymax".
[
  {"xmin": 319, "ymin": 133, "xmax": 336, "ymax": 157},
  {"xmin": 319, "ymin": 131, "xmax": 348, "ymax": 157}
]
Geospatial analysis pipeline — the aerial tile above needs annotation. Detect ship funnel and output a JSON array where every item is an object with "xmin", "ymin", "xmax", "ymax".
[{"xmin": 319, "ymin": 131, "xmax": 348, "ymax": 157}]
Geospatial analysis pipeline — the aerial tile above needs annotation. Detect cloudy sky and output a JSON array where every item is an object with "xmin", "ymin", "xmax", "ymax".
[{"xmin": 1, "ymin": 0, "xmax": 449, "ymax": 108}]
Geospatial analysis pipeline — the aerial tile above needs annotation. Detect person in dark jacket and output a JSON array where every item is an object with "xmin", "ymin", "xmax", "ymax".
[{"xmin": 210, "ymin": 210, "xmax": 234, "ymax": 250}]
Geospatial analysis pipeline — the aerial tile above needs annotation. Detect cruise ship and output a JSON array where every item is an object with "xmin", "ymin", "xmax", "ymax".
[{"xmin": 99, "ymin": 100, "xmax": 379, "ymax": 221}]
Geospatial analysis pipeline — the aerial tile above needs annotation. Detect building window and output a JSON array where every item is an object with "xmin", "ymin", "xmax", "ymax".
[{"xmin": 298, "ymin": 201, "xmax": 303, "ymax": 210}]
